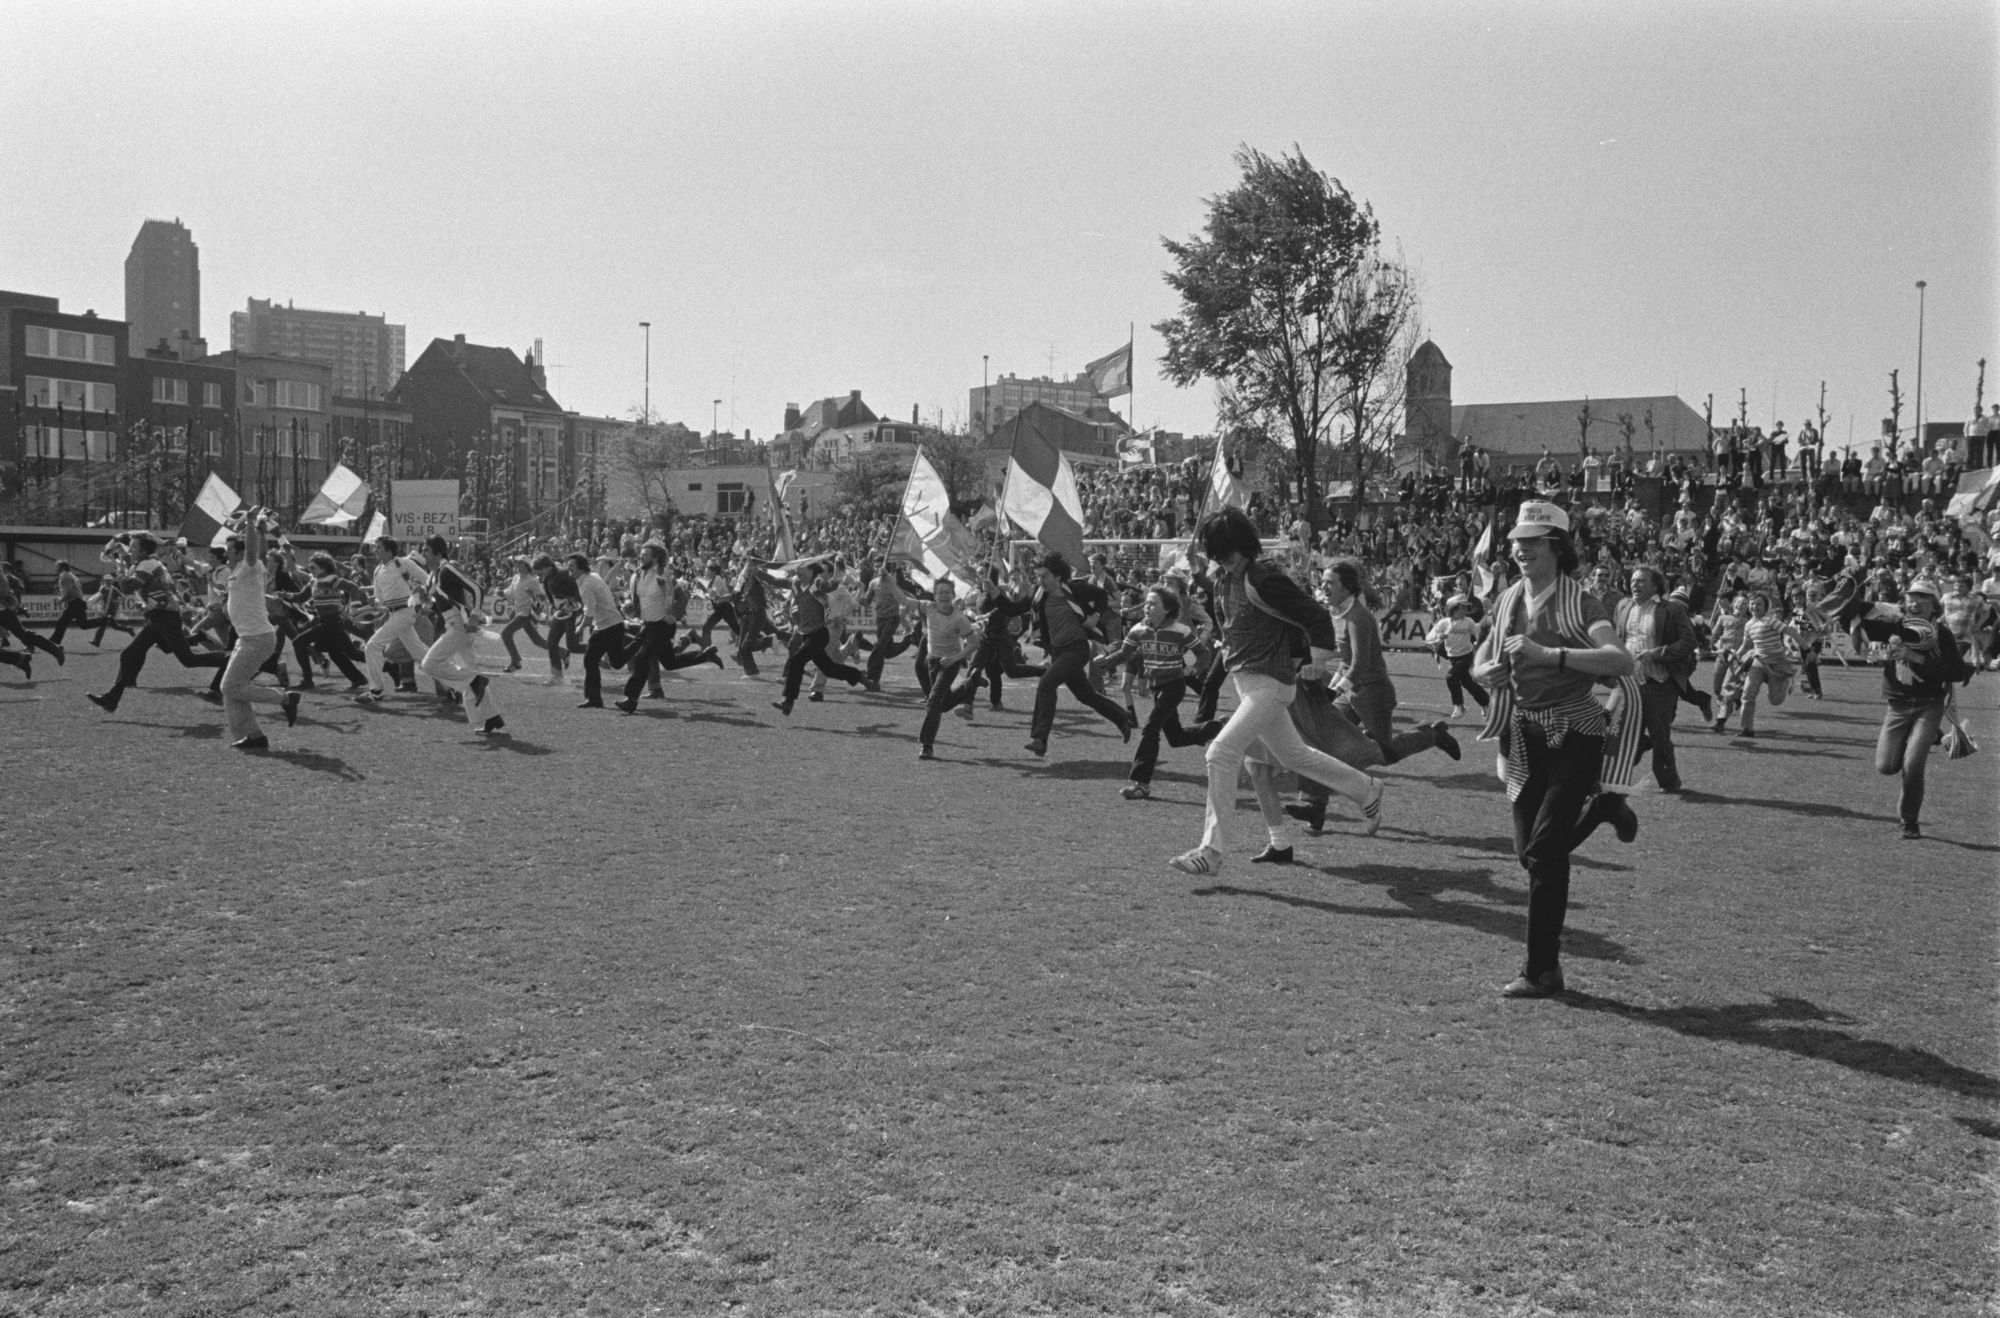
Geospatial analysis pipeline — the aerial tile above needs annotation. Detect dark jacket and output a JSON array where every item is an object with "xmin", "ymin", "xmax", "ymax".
[
  {"xmin": 1614, "ymin": 595, "xmax": 1699, "ymax": 683},
  {"xmin": 993, "ymin": 577, "xmax": 1113, "ymax": 652}
]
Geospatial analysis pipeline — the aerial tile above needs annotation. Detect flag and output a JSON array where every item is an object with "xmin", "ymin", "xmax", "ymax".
[
  {"xmin": 1207, "ymin": 433, "xmax": 1248, "ymax": 512},
  {"xmin": 1944, "ymin": 466, "xmax": 2000, "ymax": 519},
  {"xmin": 361, "ymin": 509, "xmax": 388, "ymax": 544},
  {"xmin": 968, "ymin": 502, "xmax": 999, "ymax": 533},
  {"xmin": 180, "ymin": 471, "xmax": 242, "ymax": 549},
  {"xmin": 1117, "ymin": 429, "xmax": 1155, "ymax": 466},
  {"xmin": 897, "ymin": 453, "xmax": 981, "ymax": 587},
  {"xmin": 1464, "ymin": 516, "xmax": 1496, "ymax": 600},
  {"xmin": 301, "ymin": 462, "xmax": 371, "ymax": 526},
  {"xmin": 757, "ymin": 451, "xmax": 797, "ymax": 563},
  {"xmin": 998, "ymin": 422, "xmax": 1086, "ymax": 564},
  {"xmin": 1085, "ymin": 342, "xmax": 1132, "ymax": 399},
  {"xmin": 773, "ymin": 467, "xmax": 798, "ymax": 505}
]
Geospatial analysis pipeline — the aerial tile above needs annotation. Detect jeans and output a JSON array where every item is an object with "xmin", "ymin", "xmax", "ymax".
[
  {"xmin": 783, "ymin": 626, "xmax": 868, "ymax": 702},
  {"xmin": 293, "ymin": 614, "xmax": 368, "ymax": 687},
  {"xmin": 0, "ymin": 608, "xmax": 62, "ymax": 659},
  {"xmin": 1202, "ymin": 671, "xmax": 1374, "ymax": 855},
  {"xmin": 420, "ymin": 624, "xmax": 500, "ymax": 722},
  {"xmin": 581, "ymin": 623, "xmax": 633, "ymax": 704},
  {"xmin": 1029, "ymin": 640, "xmax": 1129, "ymax": 744},
  {"xmin": 1876, "ymin": 698, "xmax": 1945, "ymax": 828},
  {"xmin": 1130, "ymin": 677, "xmax": 1213, "ymax": 785},
  {"xmin": 364, "ymin": 608, "xmax": 425, "ymax": 693},
  {"xmin": 917, "ymin": 657, "xmax": 969, "ymax": 748},
  {"xmin": 1510, "ymin": 721, "xmax": 1605, "ymax": 979},
  {"xmin": 624, "ymin": 621, "xmax": 711, "ymax": 700},
  {"xmin": 220, "ymin": 631, "xmax": 287, "ymax": 740},
  {"xmin": 49, "ymin": 599, "xmax": 88, "ymax": 645},
  {"xmin": 500, "ymin": 614, "xmax": 545, "ymax": 665},
  {"xmin": 1444, "ymin": 654, "xmax": 1488, "ymax": 710},
  {"xmin": 1636, "ymin": 678, "xmax": 1682, "ymax": 791},
  {"xmin": 865, "ymin": 614, "xmax": 913, "ymax": 682}
]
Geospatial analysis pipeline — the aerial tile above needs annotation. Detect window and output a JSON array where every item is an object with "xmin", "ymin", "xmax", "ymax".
[
  {"xmin": 152, "ymin": 377, "xmax": 189, "ymax": 405},
  {"xmin": 25, "ymin": 325, "xmax": 115, "ymax": 365},
  {"xmin": 274, "ymin": 380, "xmax": 323, "ymax": 411},
  {"xmin": 716, "ymin": 481, "xmax": 747, "ymax": 515},
  {"xmin": 34, "ymin": 427, "xmax": 112, "ymax": 460},
  {"xmin": 203, "ymin": 382, "xmax": 222, "ymax": 409},
  {"xmin": 25, "ymin": 375, "xmax": 116, "ymax": 413},
  {"xmin": 244, "ymin": 380, "xmax": 268, "ymax": 407},
  {"xmin": 206, "ymin": 428, "xmax": 222, "ymax": 457}
]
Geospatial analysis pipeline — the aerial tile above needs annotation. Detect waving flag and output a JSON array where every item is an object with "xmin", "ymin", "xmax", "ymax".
[
  {"xmin": 301, "ymin": 462, "xmax": 371, "ymax": 526},
  {"xmin": 999, "ymin": 424, "xmax": 1086, "ymax": 564},
  {"xmin": 1471, "ymin": 513, "xmax": 1497, "ymax": 598},
  {"xmin": 1207, "ymin": 433, "xmax": 1248, "ymax": 512},
  {"xmin": 1085, "ymin": 342, "xmax": 1132, "ymax": 399},
  {"xmin": 179, "ymin": 472, "xmax": 242, "ymax": 549}
]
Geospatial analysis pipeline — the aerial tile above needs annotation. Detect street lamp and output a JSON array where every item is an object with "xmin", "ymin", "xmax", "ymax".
[
  {"xmin": 713, "ymin": 399, "xmax": 721, "ymax": 442},
  {"xmin": 1914, "ymin": 281, "xmax": 1927, "ymax": 456},
  {"xmin": 982, "ymin": 354, "xmax": 989, "ymax": 440},
  {"xmin": 639, "ymin": 321, "xmax": 651, "ymax": 426}
]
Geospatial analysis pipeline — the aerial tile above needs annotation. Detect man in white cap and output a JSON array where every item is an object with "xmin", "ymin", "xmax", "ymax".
[{"xmin": 1471, "ymin": 501, "xmax": 1636, "ymax": 998}]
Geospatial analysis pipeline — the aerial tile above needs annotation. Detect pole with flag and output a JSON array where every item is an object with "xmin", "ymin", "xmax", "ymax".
[
  {"xmin": 301, "ymin": 462, "xmax": 372, "ymax": 527},
  {"xmin": 180, "ymin": 471, "xmax": 243, "ymax": 548},
  {"xmin": 998, "ymin": 413, "xmax": 1087, "ymax": 565},
  {"xmin": 759, "ymin": 444, "xmax": 798, "ymax": 564}
]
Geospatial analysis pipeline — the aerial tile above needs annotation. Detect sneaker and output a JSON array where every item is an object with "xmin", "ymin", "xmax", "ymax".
[
  {"xmin": 52, "ymin": 643, "xmax": 65, "ymax": 667},
  {"xmin": 1449, "ymin": 704, "xmax": 1465, "ymax": 720},
  {"xmin": 199, "ymin": 689, "xmax": 223, "ymax": 703},
  {"xmin": 1605, "ymin": 793, "xmax": 1639, "ymax": 843},
  {"xmin": 1167, "ymin": 846, "xmax": 1220, "ymax": 876},
  {"xmin": 282, "ymin": 692, "xmax": 301, "ymax": 728},
  {"xmin": 1284, "ymin": 799, "xmax": 1327, "ymax": 834},
  {"xmin": 504, "ymin": 661, "xmax": 522, "ymax": 673},
  {"xmin": 1250, "ymin": 843, "xmax": 1295, "ymax": 865},
  {"xmin": 20, "ymin": 654, "xmax": 31, "ymax": 681},
  {"xmin": 772, "ymin": 700, "xmax": 793, "ymax": 716},
  {"xmin": 1120, "ymin": 783, "xmax": 1151, "ymax": 800},
  {"xmin": 956, "ymin": 702, "xmax": 974, "ymax": 721},
  {"xmin": 614, "ymin": 698, "xmax": 639, "ymax": 714},
  {"xmin": 918, "ymin": 746, "xmax": 936, "ymax": 761},
  {"xmin": 87, "ymin": 690, "xmax": 117, "ymax": 713},
  {"xmin": 1024, "ymin": 738, "xmax": 1046, "ymax": 757},
  {"xmin": 231, "ymin": 734, "xmax": 270, "ymax": 752},
  {"xmin": 807, "ymin": 692, "xmax": 824, "ymax": 702},
  {"xmin": 477, "ymin": 716, "xmax": 506, "ymax": 736},
  {"xmin": 1431, "ymin": 722, "xmax": 1462, "ymax": 761},
  {"xmin": 1738, "ymin": 730, "xmax": 1756, "ymax": 740},
  {"xmin": 1501, "ymin": 970, "xmax": 1565, "ymax": 999},
  {"xmin": 863, "ymin": 679, "xmax": 882, "ymax": 694},
  {"xmin": 1362, "ymin": 779, "xmax": 1384, "ymax": 835},
  {"xmin": 1900, "ymin": 822, "xmax": 1922, "ymax": 840}
]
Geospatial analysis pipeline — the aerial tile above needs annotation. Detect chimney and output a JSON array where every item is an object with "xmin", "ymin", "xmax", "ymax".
[
  {"xmin": 912, "ymin": 404, "xmax": 920, "ymax": 425},
  {"xmin": 453, "ymin": 333, "xmax": 466, "ymax": 353},
  {"xmin": 849, "ymin": 390, "xmax": 860, "ymax": 401},
  {"xmin": 783, "ymin": 403, "xmax": 802, "ymax": 432}
]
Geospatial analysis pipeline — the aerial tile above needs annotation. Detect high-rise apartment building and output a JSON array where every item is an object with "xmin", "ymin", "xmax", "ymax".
[
  {"xmin": 124, "ymin": 219, "xmax": 201, "ymax": 355},
  {"xmin": 229, "ymin": 297, "xmax": 406, "ymax": 400}
]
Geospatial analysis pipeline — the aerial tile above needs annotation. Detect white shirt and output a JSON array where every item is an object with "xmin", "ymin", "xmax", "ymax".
[
  {"xmin": 577, "ymin": 572, "xmax": 624, "ymax": 629},
  {"xmin": 372, "ymin": 557, "xmax": 427, "ymax": 606},
  {"xmin": 227, "ymin": 560, "xmax": 276, "ymax": 639}
]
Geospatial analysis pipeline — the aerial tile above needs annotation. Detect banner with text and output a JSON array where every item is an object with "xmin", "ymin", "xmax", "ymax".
[{"xmin": 390, "ymin": 480, "xmax": 459, "ymax": 544}]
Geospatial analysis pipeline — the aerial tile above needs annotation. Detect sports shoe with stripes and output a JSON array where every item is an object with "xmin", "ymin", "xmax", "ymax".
[
  {"xmin": 1168, "ymin": 847, "xmax": 1220, "ymax": 876},
  {"xmin": 1362, "ymin": 780, "xmax": 1384, "ymax": 835}
]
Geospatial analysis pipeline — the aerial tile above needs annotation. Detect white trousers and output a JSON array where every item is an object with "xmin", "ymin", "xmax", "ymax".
[
  {"xmin": 364, "ymin": 608, "xmax": 424, "ymax": 692},
  {"xmin": 1202, "ymin": 671, "xmax": 1374, "ymax": 855},
  {"xmin": 420, "ymin": 625, "xmax": 501, "ymax": 720}
]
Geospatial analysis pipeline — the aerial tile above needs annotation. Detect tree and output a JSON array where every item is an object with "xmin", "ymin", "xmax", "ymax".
[
  {"xmin": 1157, "ymin": 144, "xmax": 1418, "ymax": 526},
  {"xmin": 831, "ymin": 452, "xmax": 906, "ymax": 522},
  {"xmin": 916, "ymin": 429, "xmax": 991, "ymax": 510}
]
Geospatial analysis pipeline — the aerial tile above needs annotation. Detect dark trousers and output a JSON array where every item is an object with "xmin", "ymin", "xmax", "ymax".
[
  {"xmin": 546, "ymin": 614, "xmax": 580, "ymax": 670},
  {"xmin": 1030, "ymin": 640, "xmax": 1129, "ymax": 743},
  {"xmin": 49, "ymin": 599, "xmax": 88, "ymax": 645},
  {"xmin": 293, "ymin": 614, "xmax": 368, "ymax": 687},
  {"xmin": 1876, "ymin": 697, "xmax": 1945, "ymax": 829},
  {"xmin": 700, "ymin": 601, "xmax": 740, "ymax": 647},
  {"xmin": 784, "ymin": 626, "xmax": 867, "ymax": 702},
  {"xmin": 91, "ymin": 609, "xmax": 134, "ymax": 645},
  {"xmin": 104, "ymin": 610, "xmax": 227, "ymax": 703},
  {"xmin": 865, "ymin": 614, "xmax": 913, "ymax": 682},
  {"xmin": 500, "ymin": 614, "xmax": 545, "ymax": 665},
  {"xmin": 735, "ymin": 606, "xmax": 770, "ymax": 676},
  {"xmin": 1444, "ymin": 654, "xmax": 1488, "ymax": 709},
  {"xmin": 624, "ymin": 621, "xmax": 710, "ymax": 700},
  {"xmin": 582, "ymin": 623, "xmax": 633, "ymax": 704},
  {"xmin": 1511, "ymin": 721, "xmax": 1606, "ymax": 980},
  {"xmin": 917, "ymin": 657, "xmax": 969, "ymax": 748},
  {"xmin": 0, "ymin": 609, "xmax": 62, "ymax": 659},
  {"xmin": 1635, "ymin": 678, "xmax": 1683, "ymax": 791},
  {"xmin": 962, "ymin": 632, "xmax": 1043, "ymax": 708},
  {"xmin": 1131, "ymin": 677, "xmax": 1212, "ymax": 784}
]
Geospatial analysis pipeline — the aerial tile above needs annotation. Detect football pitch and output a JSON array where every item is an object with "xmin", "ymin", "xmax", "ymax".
[{"xmin": 4, "ymin": 640, "xmax": 1996, "ymax": 1316}]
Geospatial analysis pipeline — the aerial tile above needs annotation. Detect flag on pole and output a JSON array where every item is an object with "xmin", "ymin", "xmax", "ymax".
[
  {"xmin": 1943, "ymin": 466, "xmax": 2000, "ymax": 519},
  {"xmin": 897, "ymin": 452, "xmax": 981, "ymax": 587},
  {"xmin": 1084, "ymin": 342, "xmax": 1132, "ymax": 399},
  {"xmin": 300, "ymin": 462, "xmax": 371, "ymax": 526},
  {"xmin": 1207, "ymin": 433, "xmax": 1248, "ymax": 512},
  {"xmin": 998, "ymin": 423, "xmax": 1086, "ymax": 564},
  {"xmin": 180, "ymin": 471, "xmax": 243, "ymax": 548},
  {"xmin": 361, "ymin": 509, "xmax": 388, "ymax": 544},
  {"xmin": 1471, "ymin": 513, "xmax": 1497, "ymax": 598},
  {"xmin": 759, "ymin": 450, "xmax": 797, "ymax": 563}
]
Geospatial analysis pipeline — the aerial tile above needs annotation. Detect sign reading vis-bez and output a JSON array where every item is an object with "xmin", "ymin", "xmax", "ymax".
[{"xmin": 390, "ymin": 480, "xmax": 460, "ymax": 544}]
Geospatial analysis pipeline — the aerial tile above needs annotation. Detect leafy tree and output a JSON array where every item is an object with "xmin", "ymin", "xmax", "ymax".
[
  {"xmin": 1157, "ymin": 144, "xmax": 1417, "ymax": 525},
  {"xmin": 916, "ymin": 429, "xmax": 991, "ymax": 511}
]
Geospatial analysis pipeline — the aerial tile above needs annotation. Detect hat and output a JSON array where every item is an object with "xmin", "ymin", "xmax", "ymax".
[
  {"xmin": 1906, "ymin": 576, "xmax": 1942, "ymax": 598},
  {"xmin": 1508, "ymin": 501, "xmax": 1571, "ymax": 539}
]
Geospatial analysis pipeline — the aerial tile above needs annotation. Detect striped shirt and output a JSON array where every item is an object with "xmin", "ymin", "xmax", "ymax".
[{"xmin": 1113, "ymin": 621, "xmax": 1196, "ymax": 690}]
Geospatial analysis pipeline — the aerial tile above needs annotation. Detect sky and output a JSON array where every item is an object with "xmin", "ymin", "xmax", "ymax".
[{"xmin": 5, "ymin": 0, "xmax": 1994, "ymax": 454}]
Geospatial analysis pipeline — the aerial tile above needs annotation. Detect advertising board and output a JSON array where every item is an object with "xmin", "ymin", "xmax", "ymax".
[{"xmin": 390, "ymin": 481, "xmax": 459, "ymax": 545}]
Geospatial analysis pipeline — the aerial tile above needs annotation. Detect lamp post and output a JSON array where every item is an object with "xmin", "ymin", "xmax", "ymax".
[
  {"xmin": 713, "ymin": 399, "xmax": 721, "ymax": 458},
  {"xmin": 639, "ymin": 321, "xmax": 651, "ymax": 426},
  {"xmin": 982, "ymin": 354, "xmax": 989, "ymax": 440},
  {"xmin": 1914, "ymin": 281, "xmax": 1927, "ymax": 456}
]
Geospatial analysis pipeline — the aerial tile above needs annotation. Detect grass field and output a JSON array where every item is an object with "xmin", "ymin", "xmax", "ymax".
[{"xmin": 3, "ymin": 633, "xmax": 1996, "ymax": 1317}]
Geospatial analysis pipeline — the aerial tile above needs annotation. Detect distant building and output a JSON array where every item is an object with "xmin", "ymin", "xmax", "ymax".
[
  {"xmin": 230, "ymin": 297, "xmax": 405, "ymax": 400},
  {"xmin": 209, "ymin": 350, "xmax": 334, "ymax": 517},
  {"xmin": 1452, "ymin": 396, "xmax": 1712, "ymax": 475},
  {"xmin": 388, "ymin": 335, "xmax": 567, "ymax": 528},
  {"xmin": 330, "ymin": 392, "xmax": 415, "ymax": 491},
  {"xmin": 568, "ymin": 413, "xmax": 640, "ymax": 520},
  {"xmin": 125, "ymin": 219, "xmax": 202, "ymax": 359},
  {"xmin": 982, "ymin": 400, "xmax": 1123, "ymax": 485},
  {"xmin": 128, "ymin": 341, "xmax": 235, "ymax": 471},
  {"xmin": 0, "ymin": 291, "xmax": 127, "ymax": 474},
  {"xmin": 970, "ymin": 372, "xmax": 1125, "ymax": 443}
]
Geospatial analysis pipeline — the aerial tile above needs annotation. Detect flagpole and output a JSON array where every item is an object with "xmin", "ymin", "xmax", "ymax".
[{"xmin": 1127, "ymin": 322, "xmax": 1135, "ymax": 437}]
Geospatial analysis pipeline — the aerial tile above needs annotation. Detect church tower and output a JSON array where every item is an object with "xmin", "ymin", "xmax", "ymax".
[{"xmin": 1405, "ymin": 340, "xmax": 1454, "ymax": 465}]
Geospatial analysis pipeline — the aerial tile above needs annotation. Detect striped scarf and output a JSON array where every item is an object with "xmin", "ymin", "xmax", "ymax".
[{"xmin": 1475, "ymin": 576, "xmax": 1644, "ymax": 801}]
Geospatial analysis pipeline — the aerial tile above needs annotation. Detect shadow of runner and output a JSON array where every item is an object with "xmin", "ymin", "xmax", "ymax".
[
  {"xmin": 263, "ymin": 747, "xmax": 367, "ymax": 782},
  {"xmin": 469, "ymin": 736, "xmax": 556, "ymax": 756},
  {"xmin": 1559, "ymin": 991, "xmax": 2000, "ymax": 1100},
  {"xmin": 1195, "ymin": 866, "xmax": 1634, "ymax": 964},
  {"xmin": 1675, "ymin": 789, "xmax": 1892, "ymax": 822}
]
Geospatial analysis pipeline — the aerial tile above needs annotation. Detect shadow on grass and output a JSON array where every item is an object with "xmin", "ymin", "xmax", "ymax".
[
  {"xmin": 1196, "ymin": 866, "xmax": 1634, "ymax": 964},
  {"xmin": 1955, "ymin": 1116, "xmax": 2000, "ymax": 1140},
  {"xmin": 1385, "ymin": 829, "xmax": 1632, "ymax": 873},
  {"xmin": 469, "ymin": 736, "xmax": 556, "ymax": 756},
  {"xmin": 1675, "ymin": 789, "xmax": 1891, "ymax": 822},
  {"xmin": 1561, "ymin": 991, "xmax": 2000, "ymax": 1100},
  {"xmin": 1424, "ymin": 771, "xmax": 1507, "ymax": 794},
  {"xmin": 263, "ymin": 747, "xmax": 367, "ymax": 782},
  {"xmin": 111, "ymin": 718, "xmax": 224, "ymax": 740}
]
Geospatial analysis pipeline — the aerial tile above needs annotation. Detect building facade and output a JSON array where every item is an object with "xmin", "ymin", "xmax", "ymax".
[
  {"xmin": 388, "ymin": 336, "xmax": 567, "ymax": 531},
  {"xmin": 124, "ymin": 219, "xmax": 201, "ymax": 357},
  {"xmin": 970, "ymin": 372, "xmax": 1123, "ymax": 443},
  {"xmin": 209, "ymin": 350, "xmax": 335, "ymax": 518},
  {"xmin": 230, "ymin": 298, "xmax": 406, "ymax": 400},
  {"xmin": 1, "ymin": 292, "xmax": 127, "ymax": 476}
]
